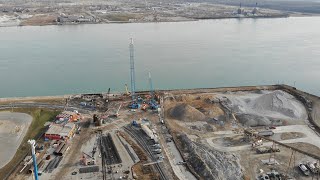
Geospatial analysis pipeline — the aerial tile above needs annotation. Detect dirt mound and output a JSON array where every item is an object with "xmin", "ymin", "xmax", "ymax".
[
  {"xmin": 251, "ymin": 90, "xmax": 307, "ymax": 119},
  {"xmin": 170, "ymin": 103, "xmax": 206, "ymax": 122},
  {"xmin": 221, "ymin": 90, "xmax": 307, "ymax": 127},
  {"xmin": 236, "ymin": 114, "xmax": 270, "ymax": 126}
]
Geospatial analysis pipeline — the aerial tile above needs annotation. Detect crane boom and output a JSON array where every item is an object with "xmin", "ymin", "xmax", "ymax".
[
  {"xmin": 116, "ymin": 103, "xmax": 122, "ymax": 115},
  {"xmin": 148, "ymin": 72, "xmax": 154, "ymax": 99},
  {"xmin": 28, "ymin": 140, "xmax": 39, "ymax": 180},
  {"xmin": 125, "ymin": 84, "xmax": 130, "ymax": 95},
  {"xmin": 106, "ymin": 88, "xmax": 110, "ymax": 110}
]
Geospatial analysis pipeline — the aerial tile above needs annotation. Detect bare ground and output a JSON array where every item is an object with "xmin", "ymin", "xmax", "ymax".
[
  {"xmin": 20, "ymin": 15, "xmax": 57, "ymax": 26},
  {"xmin": 280, "ymin": 132, "xmax": 305, "ymax": 140}
]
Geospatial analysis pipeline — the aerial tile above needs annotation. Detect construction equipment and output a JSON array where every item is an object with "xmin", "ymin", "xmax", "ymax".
[
  {"xmin": 109, "ymin": 103, "xmax": 122, "ymax": 117},
  {"xmin": 149, "ymin": 99, "xmax": 159, "ymax": 110},
  {"xmin": 128, "ymin": 102, "xmax": 140, "ymax": 109},
  {"xmin": 129, "ymin": 38, "xmax": 136, "ymax": 102},
  {"xmin": 132, "ymin": 120, "xmax": 138, "ymax": 127},
  {"xmin": 115, "ymin": 103, "xmax": 122, "ymax": 117},
  {"xmin": 106, "ymin": 88, "xmax": 110, "ymax": 110},
  {"xmin": 256, "ymin": 146, "xmax": 280, "ymax": 154},
  {"xmin": 141, "ymin": 103, "xmax": 148, "ymax": 111},
  {"xmin": 251, "ymin": 139, "xmax": 263, "ymax": 148},
  {"xmin": 148, "ymin": 72, "xmax": 159, "ymax": 110},
  {"xmin": 124, "ymin": 84, "xmax": 130, "ymax": 95},
  {"xmin": 28, "ymin": 139, "xmax": 39, "ymax": 180},
  {"xmin": 148, "ymin": 72, "xmax": 154, "ymax": 99},
  {"xmin": 137, "ymin": 96, "xmax": 143, "ymax": 103},
  {"xmin": 81, "ymin": 152, "xmax": 96, "ymax": 166}
]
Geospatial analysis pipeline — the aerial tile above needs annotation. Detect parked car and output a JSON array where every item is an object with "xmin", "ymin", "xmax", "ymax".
[
  {"xmin": 152, "ymin": 144, "xmax": 161, "ymax": 148},
  {"xmin": 313, "ymin": 161, "xmax": 320, "ymax": 172},
  {"xmin": 298, "ymin": 163, "xmax": 310, "ymax": 176},
  {"xmin": 259, "ymin": 174, "xmax": 270, "ymax": 180},
  {"xmin": 157, "ymin": 155, "xmax": 164, "ymax": 160},
  {"xmin": 306, "ymin": 161, "xmax": 318, "ymax": 173},
  {"xmin": 177, "ymin": 161, "xmax": 186, "ymax": 165}
]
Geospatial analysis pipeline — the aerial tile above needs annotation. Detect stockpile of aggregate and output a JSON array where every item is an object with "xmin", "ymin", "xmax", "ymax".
[
  {"xmin": 252, "ymin": 90, "xmax": 306, "ymax": 119},
  {"xmin": 219, "ymin": 90, "xmax": 307, "ymax": 126},
  {"xmin": 170, "ymin": 103, "xmax": 206, "ymax": 122},
  {"xmin": 178, "ymin": 134, "xmax": 243, "ymax": 180}
]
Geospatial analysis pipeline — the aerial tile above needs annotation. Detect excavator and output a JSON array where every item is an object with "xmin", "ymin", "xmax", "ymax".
[
  {"xmin": 109, "ymin": 103, "xmax": 123, "ymax": 118},
  {"xmin": 124, "ymin": 84, "xmax": 130, "ymax": 96}
]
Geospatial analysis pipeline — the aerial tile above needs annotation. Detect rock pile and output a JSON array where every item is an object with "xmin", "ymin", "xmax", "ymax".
[
  {"xmin": 178, "ymin": 134, "xmax": 243, "ymax": 180},
  {"xmin": 170, "ymin": 103, "xmax": 206, "ymax": 122}
]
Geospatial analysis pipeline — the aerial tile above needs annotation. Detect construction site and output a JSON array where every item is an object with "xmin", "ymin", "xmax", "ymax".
[{"xmin": 2, "ymin": 39, "xmax": 320, "ymax": 180}]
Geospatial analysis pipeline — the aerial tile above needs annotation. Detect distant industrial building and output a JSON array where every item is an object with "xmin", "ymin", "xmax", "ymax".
[
  {"xmin": 56, "ymin": 15, "xmax": 95, "ymax": 24},
  {"xmin": 55, "ymin": 111, "xmax": 80, "ymax": 123}
]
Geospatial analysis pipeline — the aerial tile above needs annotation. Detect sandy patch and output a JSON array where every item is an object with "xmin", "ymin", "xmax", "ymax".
[{"xmin": 0, "ymin": 112, "xmax": 32, "ymax": 169}]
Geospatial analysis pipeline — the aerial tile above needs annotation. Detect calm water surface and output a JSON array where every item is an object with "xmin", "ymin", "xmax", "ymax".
[{"xmin": 0, "ymin": 17, "xmax": 320, "ymax": 97}]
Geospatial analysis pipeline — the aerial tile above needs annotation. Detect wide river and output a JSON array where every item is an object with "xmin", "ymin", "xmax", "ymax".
[{"xmin": 0, "ymin": 17, "xmax": 319, "ymax": 97}]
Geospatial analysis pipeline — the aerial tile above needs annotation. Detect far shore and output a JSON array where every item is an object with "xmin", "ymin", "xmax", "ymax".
[{"xmin": 0, "ymin": 13, "xmax": 295, "ymax": 28}]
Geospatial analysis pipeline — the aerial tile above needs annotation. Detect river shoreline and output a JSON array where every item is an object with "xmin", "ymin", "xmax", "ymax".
[{"xmin": 0, "ymin": 13, "xmax": 293, "ymax": 28}]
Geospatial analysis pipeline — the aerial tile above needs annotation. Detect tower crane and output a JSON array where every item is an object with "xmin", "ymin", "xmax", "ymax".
[
  {"xmin": 128, "ymin": 38, "xmax": 140, "ymax": 109},
  {"xmin": 129, "ymin": 38, "xmax": 136, "ymax": 102},
  {"xmin": 148, "ymin": 72, "xmax": 158, "ymax": 110},
  {"xmin": 28, "ymin": 139, "xmax": 39, "ymax": 180},
  {"xmin": 106, "ymin": 88, "xmax": 110, "ymax": 110}
]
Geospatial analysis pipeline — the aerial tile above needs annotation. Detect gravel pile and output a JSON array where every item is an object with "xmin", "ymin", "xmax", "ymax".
[
  {"xmin": 219, "ymin": 90, "xmax": 307, "ymax": 126},
  {"xmin": 170, "ymin": 103, "xmax": 206, "ymax": 122},
  {"xmin": 252, "ymin": 90, "xmax": 306, "ymax": 119}
]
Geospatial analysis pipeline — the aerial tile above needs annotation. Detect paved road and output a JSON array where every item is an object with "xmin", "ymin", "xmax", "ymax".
[
  {"xmin": 159, "ymin": 96, "xmax": 197, "ymax": 180},
  {"xmin": 0, "ymin": 103, "xmax": 92, "ymax": 114},
  {"xmin": 165, "ymin": 141, "xmax": 197, "ymax": 180},
  {"xmin": 206, "ymin": 125, "xmax": 320, "ymax": 152}
]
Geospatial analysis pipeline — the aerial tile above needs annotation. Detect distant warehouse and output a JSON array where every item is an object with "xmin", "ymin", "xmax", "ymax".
[{"xmin": 45, "ymin": 123, "xmax": 76, "ymax": 140}]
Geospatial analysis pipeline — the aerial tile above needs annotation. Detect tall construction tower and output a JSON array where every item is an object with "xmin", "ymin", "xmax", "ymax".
[
  {"xmin": 129, "ymin": 38, "xmax": 136, "ymax": 101},
  {"xmin": 28, "ymin": 139, "xmax": 39, "ymax": 180},
  {"xmin": 148, "ymin": 72, "xmax": 154, "ymax": 99}
]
